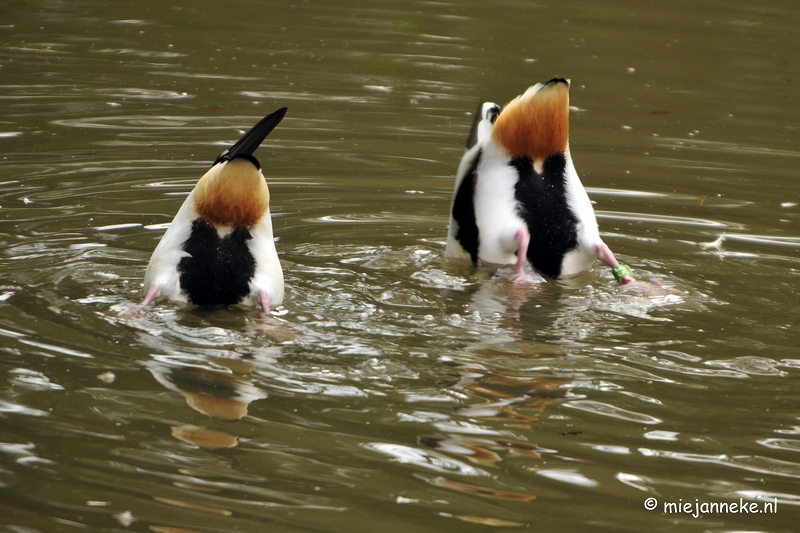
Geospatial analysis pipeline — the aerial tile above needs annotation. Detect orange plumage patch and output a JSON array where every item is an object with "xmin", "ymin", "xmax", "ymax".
[
  {"xmin": 491, "ymin": 79, "xmax": 570, "ymax": 161},
  {"xmin": 193, "ymin": 158, "xmax": 270, "ymax": 229}
]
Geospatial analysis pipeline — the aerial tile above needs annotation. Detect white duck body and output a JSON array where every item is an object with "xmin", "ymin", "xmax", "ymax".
[
  {"xmin": 559, "ymin": 146, "xmax": 602, "ymax": 277},
  {"xmin": 466, "ymin": 138, "xmax": 527, "ymax": 266},
  {"xmin": 143, "ymin": 164, "xmax": 284, "ymax": 308},
  {"xmin": 447, "ymin": 79, "xmax": 628, "ymax": 281},
  {"xmin": 444, "ymin": 142, "xmax": 484, "ymax": 264},
  {"xmin": 143, "ymin": 189, "xmax": 198, "ymax": 304},
  {"xmin": 245, "ymin": 209, "xmax": 284, "ymax": 308},
  {"xmin": 142, "ymin": 108, "xmax": 287, "ymax": 312},
  {"xmin": 446, "ymin": 101, "xmax": 510, "ymax": 264}
]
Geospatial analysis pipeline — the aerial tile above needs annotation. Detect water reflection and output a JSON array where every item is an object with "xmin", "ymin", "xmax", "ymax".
[
  {"xmin": 147, "ymin": 359, "xmax": 268, "ymax": 449},
  {"xmin": 148, "ymin": 358, "xmax": 268, "ymax": 420},
  {"xmin": 2, "ymin": 0, "xmax": 800, "ymax": 531}
]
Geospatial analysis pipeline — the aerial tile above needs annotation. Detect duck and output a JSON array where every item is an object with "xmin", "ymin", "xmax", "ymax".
[
  {"xmin": 142, "ymin": 107, "xmax": 287, "ymax": 313},
  {"xmin": 446, "ymin": 79, "xmax": 634, "ymax": 285}
]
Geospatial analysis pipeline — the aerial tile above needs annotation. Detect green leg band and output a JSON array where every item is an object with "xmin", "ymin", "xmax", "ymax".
[{"xmin": 612, "ymin": 263, "xmax": 632, "ymax": 281}]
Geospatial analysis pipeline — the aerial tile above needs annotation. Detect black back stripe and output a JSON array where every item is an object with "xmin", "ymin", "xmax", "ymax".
[
  {"xmin": 451, "ymin": 149, "xmax": 482, "ymax": 265},
  {"xmin": 178, "ymin": 218, "xmax": 256, "ymax": 306},
  {"xmin": 512, "ymin": 154, "xmax": 578, "ymax": 278}
]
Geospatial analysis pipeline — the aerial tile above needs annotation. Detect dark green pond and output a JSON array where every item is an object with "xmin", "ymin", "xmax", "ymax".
[{"xmin": 1, "ymin": 1, "xmax": 799, "ymax": 531}]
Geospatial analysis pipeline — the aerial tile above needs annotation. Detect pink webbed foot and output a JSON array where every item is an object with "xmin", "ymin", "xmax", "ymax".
[
  {"xmin": 621, "ymin": 279, "xmax": 679, "ymax": 296},
  {"xmin": 510, "ymin": 270, "xmax": 540, "ymax": 284},
  {"xmin": 256, "ymin": 290, "xmax": 296, "ymax": 341}
]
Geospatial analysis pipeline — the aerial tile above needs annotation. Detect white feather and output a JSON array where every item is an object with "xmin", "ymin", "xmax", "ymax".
[
  {"xmin": 476, "ymin": 102, "xmax": 500, "ymax": 144},
  {"xmin": 560, "ymin": 146, "xmax": 602, "ymax": 277},
  {"xmin": 446, "ymin": 103, "xmax": 508, "ymax": 263},
  {"xmin": 446, "ymin": 144, "xmax": 481, "ymax": 262},
  {"xmin": 246, "ymin": 210, "xmax": 284, "ymax": 307},
  {"xmin": 472, "ymin": 139, "xmax": 527, "ymax": 265},
  {"xmin": 143, "ymin": 191, "xmax": 198, "ymax": 303}
]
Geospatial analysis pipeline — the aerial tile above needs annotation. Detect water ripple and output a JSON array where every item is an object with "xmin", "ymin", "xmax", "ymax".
[
  {"xmin": 597, "ymin": 211, "xmax": 738, "ymax": 229},
  {"xmin": 362, "ymin": 443, "xmax": 488, "ymax": 476},
  {"xmin": 639, "ymin": 448, "xmax": 800, "ymax": 479},
  {"xmin": 564, "ymin": 400, "xmax": 662, "ymax": 425},
  {"xmin": 536, "ymin": 469, "xmax": 599, "ymax": 487},
  {"xmin": 758, "ymin": 439, "xmax": 800, "ymax": 453},
  {"xmin": 656, "ymin": 138, "xmax": 800, "ymax": 158}
]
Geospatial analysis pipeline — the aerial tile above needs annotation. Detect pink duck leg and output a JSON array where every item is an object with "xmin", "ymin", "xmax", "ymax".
[
  {"xmin": 510, "ymin": 228, "xmax": 539, "ymax": 283},
  {"xmin": 595, "ymin": 242, "xmax": 634, "ymax": 284},
  {"xmin": 141, "ymin": 283, "xmax": 162, "ymax": 306},
  {"xmin": 258, "ymin": 289, "xmax": 271, "ymax": 314}
]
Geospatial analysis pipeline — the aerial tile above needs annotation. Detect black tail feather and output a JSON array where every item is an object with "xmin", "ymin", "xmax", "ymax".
[{"xmin": 213, "ymin": 107, "xmax": 288, "ymax": 168}]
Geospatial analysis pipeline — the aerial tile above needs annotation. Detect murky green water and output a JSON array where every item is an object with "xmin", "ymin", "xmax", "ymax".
[{"xmin": 1, "ymin": 1, "xmax": 799, "ymax": 531}]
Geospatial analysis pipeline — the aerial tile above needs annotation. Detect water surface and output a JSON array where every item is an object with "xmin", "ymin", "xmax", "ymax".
[{"xmin": 1, "ymin": 1, "xmax": 799, "ymax": 531}]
